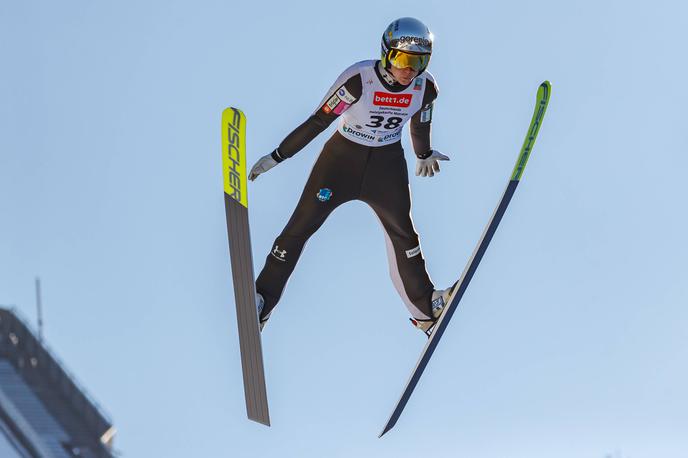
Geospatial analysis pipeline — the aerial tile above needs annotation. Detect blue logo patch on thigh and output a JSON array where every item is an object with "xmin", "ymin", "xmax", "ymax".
[{"xmin": 316, "ymin": 188, "xmax": 333, "ymax": 202}]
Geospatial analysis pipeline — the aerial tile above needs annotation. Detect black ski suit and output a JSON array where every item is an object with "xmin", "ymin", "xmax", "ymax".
[{"xmin": 257, "ymin": 60, "xmax": 440, "ymax": 321}]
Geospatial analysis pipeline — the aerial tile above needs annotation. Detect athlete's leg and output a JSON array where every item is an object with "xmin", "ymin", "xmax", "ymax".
[
  {"xmin": 359, "ymin": 143, "xmax": 435, "ymax": 319},
  {"xmin": 256, "ymin": 134, "xmax": 365, "ymax": 320}
]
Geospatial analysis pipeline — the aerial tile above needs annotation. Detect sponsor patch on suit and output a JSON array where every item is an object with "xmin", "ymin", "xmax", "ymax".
[{"xmin": 406, "ymin": 246, "xmax": 421, "ymax": 258}]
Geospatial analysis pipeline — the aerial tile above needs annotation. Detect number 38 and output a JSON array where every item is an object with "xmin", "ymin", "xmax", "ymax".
[{"xmin": 365, "ymin": 116, "xmax": 403, "ymax": 129}]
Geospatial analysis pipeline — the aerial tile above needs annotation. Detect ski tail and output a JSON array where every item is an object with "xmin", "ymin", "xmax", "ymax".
[
  {"xmin": 379, "ymin": 81, "xmax": 551, "ymax": 438},
  {"xmin": 222, "ymin": 107, "xmax": 271, "ymax": 426}
]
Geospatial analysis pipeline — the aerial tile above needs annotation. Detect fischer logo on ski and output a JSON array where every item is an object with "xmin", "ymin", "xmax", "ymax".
[{"xmin": 223, "ymin": 108, "xmax": 248, "ymax": 208}]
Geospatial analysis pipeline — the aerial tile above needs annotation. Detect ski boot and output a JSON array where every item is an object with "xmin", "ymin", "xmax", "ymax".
[
  {"xmin": 409, "ymin": 284, "xmax": 456, "ymax": 337},
  {"xmin": 256, "ymin": 293, "xmax": 271, "ymax": 332}
]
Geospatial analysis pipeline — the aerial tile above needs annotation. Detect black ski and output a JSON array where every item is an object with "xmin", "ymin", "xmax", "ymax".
[{"xmin": 379, "ymin": 81, "xmax": 551, "ymax": 437}]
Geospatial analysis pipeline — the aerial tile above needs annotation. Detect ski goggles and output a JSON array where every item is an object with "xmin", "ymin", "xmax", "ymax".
[{"xmin": 387, "ymin": 50, "xmax": 430, "ymax": 71}]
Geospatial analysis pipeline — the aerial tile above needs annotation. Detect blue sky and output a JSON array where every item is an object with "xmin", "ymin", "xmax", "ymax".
[{"xmin": 1, "ymin": 1, "xmax": 687, "ymax": 457}]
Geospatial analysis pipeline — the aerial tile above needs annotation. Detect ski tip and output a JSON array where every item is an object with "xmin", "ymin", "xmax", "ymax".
[
  {"xmin": 222, "ymin": 106, "xmax": 245, "ymax": 116},
  {"xmin": 536, "ymin": 81, "xmax": 551, "ymax": 108},
  {"xmin": 538, "ymin": 81, "xmax": 551, "ymax": 97},
  {"xmin": 539, "ymin": 81, "xmax": 552, "ymax": 101}
]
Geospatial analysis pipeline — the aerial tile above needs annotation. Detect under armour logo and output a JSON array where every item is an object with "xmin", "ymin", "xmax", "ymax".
[
  {"xmin": 272, "ymin": 245, "xmax": 287, "ymax": 262},
  {"xmin": 366, "ymin": 79, "xmax": 374, "ymax": 85}
]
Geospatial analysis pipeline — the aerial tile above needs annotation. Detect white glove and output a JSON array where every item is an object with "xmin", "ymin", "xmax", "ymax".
[
  {"xmin": 415, "ymin": 150, "xmax": 450, "ymax": 177},
  {"xmin": 248, "ymin": 153, "xmax": 279, "ymax": 181}
]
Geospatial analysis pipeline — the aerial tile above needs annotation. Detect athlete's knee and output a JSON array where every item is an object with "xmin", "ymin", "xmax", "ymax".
[{"xmin": 268, "ymin": 234, "xmax": 307, "ymax": 265}]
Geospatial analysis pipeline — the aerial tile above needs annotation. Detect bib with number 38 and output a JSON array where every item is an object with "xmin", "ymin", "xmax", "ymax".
[{"xmin": 319, "ymin": 60, "xmax": 435, "ymax": 147}]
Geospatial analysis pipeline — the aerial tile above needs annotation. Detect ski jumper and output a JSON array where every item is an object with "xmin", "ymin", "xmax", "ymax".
[{"xmin": 256, "ymin": 60, "xmax": 439, "ymax": 321}]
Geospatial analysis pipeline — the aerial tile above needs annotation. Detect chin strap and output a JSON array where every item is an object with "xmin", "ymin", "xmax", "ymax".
[{"xmin": 377, "ymin": 61, "xmax": 398, "ymax": 85}]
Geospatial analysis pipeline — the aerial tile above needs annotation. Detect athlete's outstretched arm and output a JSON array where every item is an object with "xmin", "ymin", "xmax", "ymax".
[
  {"xmin": 248, "ymin": 73, "xmax": 363, "ymax": 181},
  {"xmin": 277, "ymin": 73, "xmax": 363, "ymax": 158}
]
